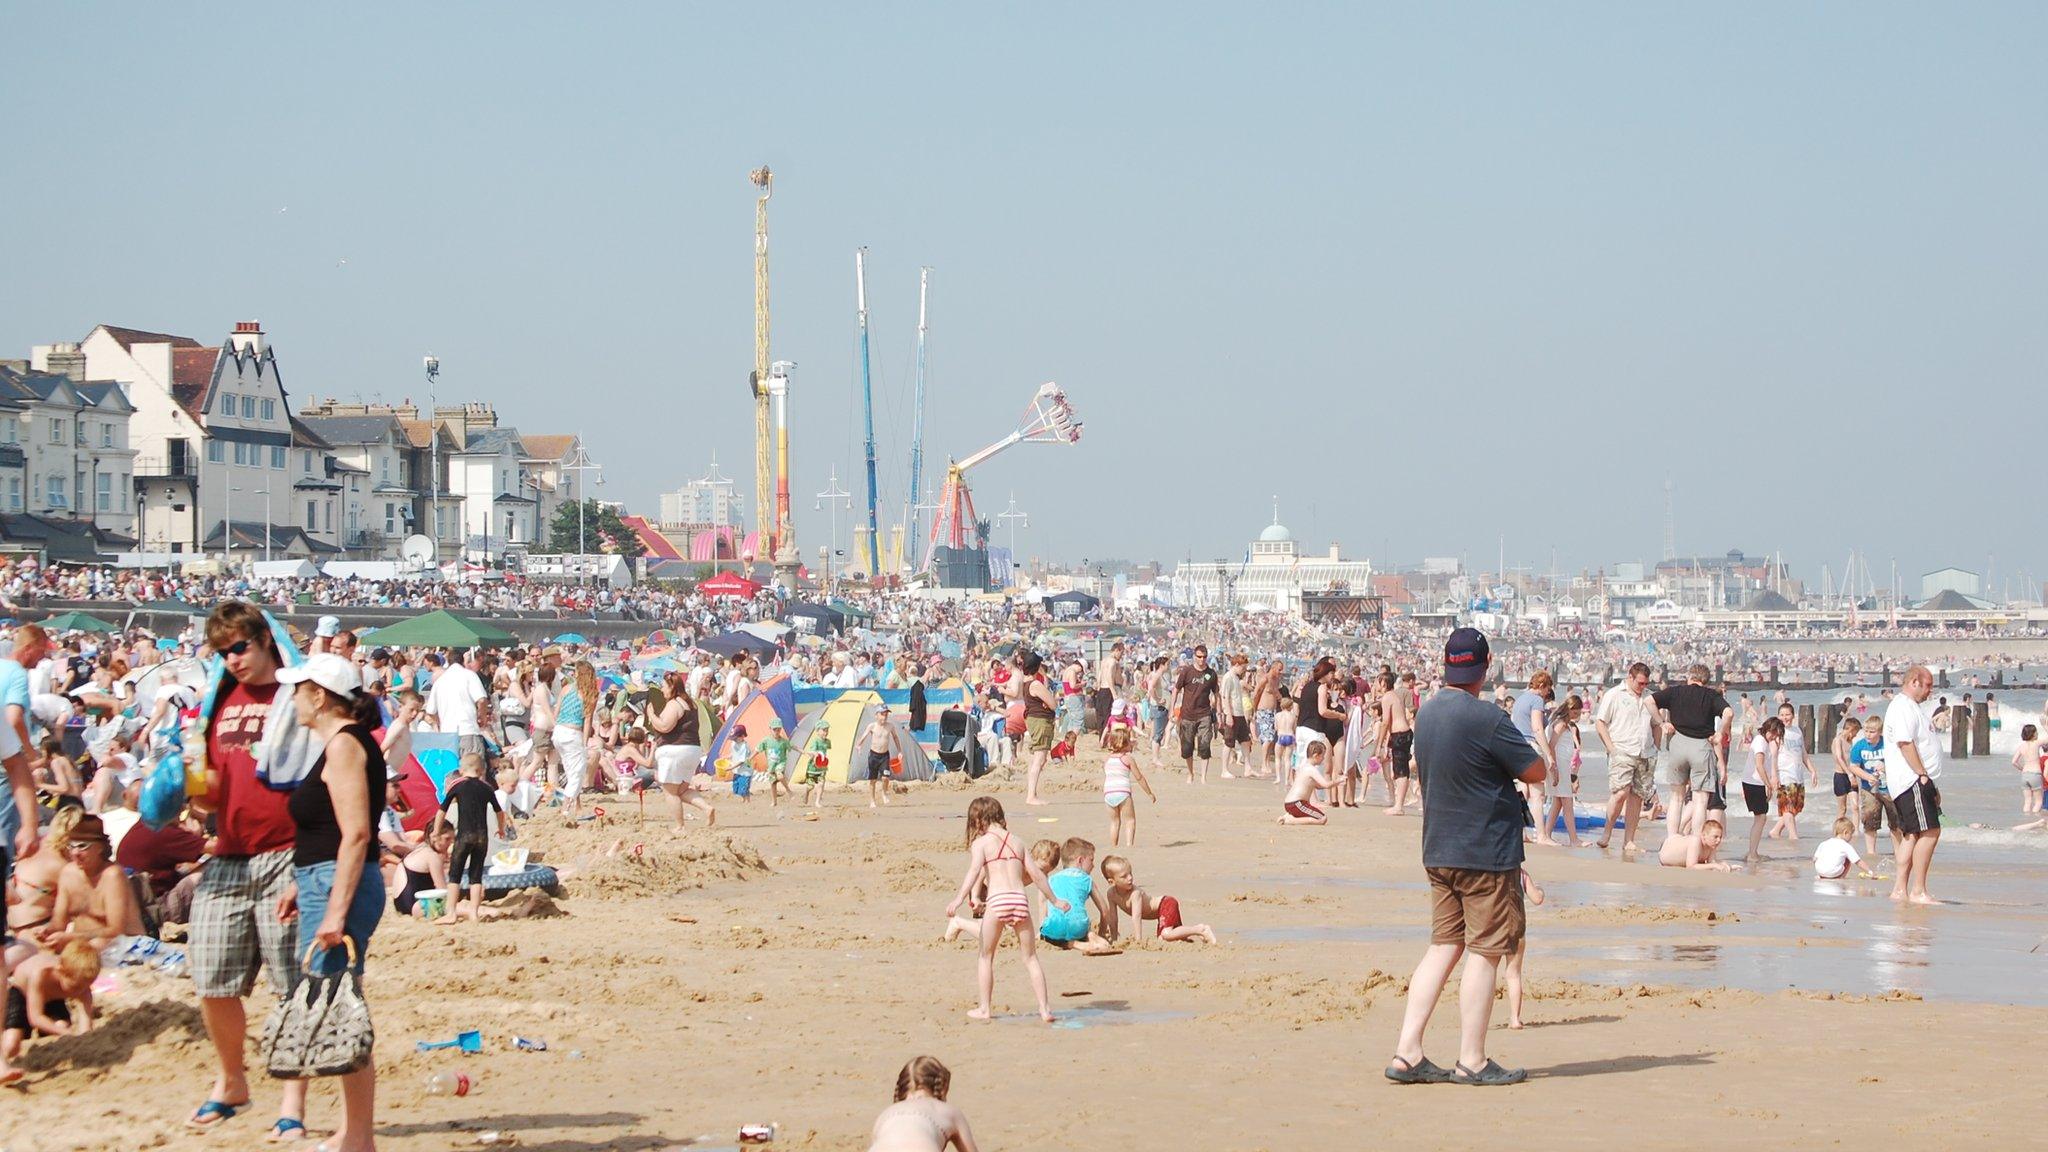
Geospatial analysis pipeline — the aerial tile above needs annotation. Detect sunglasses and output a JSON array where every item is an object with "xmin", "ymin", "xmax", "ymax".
[{"xmin": 221, "ymin": 639, "xmax": 252, "ymax": 656}]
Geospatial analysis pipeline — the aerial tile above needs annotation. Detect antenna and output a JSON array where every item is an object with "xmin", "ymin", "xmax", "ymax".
[{"xmin": 1662, "ymin": 479, "xmax": 1675, "ymax": 562}]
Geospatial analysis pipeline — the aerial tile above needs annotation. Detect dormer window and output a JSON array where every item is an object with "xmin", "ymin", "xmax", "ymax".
[{"xmin": 241, "ymin": 396, "xmax": 257, "ymax": 419}]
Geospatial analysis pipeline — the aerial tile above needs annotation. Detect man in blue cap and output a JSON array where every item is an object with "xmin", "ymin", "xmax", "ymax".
[{"xmin": 1386, "ymin": 627, "xmax": 1545, "ymax": 1087}]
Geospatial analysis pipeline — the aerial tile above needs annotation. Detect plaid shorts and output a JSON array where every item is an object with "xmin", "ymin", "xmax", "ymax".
[{"xmin": 189, "ymin": 849, "xmax": 301, "ymax": 999}]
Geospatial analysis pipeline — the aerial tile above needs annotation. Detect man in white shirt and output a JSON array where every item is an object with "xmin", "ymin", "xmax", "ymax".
[
  {"xmin": 426, "ymin": 647, "xmax": 489, "ymax": 759},
  {"xmin": 1880, "ymin": 665, "xmax": 1943, "ymax": 904},
  {"xmin": 1593, "ymin": 662, "xmax": 1660, "ymax": 853}
]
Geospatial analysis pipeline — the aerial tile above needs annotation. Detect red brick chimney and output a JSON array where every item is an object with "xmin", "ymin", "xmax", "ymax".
[{"xmin": 228, "ymin": 320, "xmax": 265, "ymax": 356}]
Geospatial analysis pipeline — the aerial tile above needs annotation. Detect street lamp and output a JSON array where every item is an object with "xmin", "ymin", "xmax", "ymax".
[
  {"xmin": 996, "ymin": 493, "xmax": 1029, "ymax": 583},
  {"xmin": 814, "ymin": 467, "xmax": 852, "ymax": 597},
  {"xmin": 560, "ymin": 438, "xmax": 602, "ymax": 585},
  {"xmin": 232, "ymin": 485, "xmax": 272, "ymax": 562},
  {"xmin": 423, "ymin": 355, "xmax": 440, "ymax": 554}
]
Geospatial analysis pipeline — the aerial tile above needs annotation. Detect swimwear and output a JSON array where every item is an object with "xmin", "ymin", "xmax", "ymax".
[
  {"xmin": 1103, "ymin": 755, "xmax": 1134, "ymax": 808},
  {"xmin": 1155, "ymin": 895, "xmax": 1182, "ymax": 937},
  {"xmin": 1277, "ymin": 734, "xmax": 1295, "ymax": 748},
  {"xmin": 1284, "ymin": 800, "xmax": 1324, "ymax": 820},
  {"xmin": 984, "ymin": 891, "xmax": 1031, "ymax": 924}
]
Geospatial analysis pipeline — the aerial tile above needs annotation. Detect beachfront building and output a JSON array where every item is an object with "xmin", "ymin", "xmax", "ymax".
[
  {"xmin": 446, "ymin": 419, "xmax": 538, "ymax": 563},
  {"xmin": 76, "ymin": 321, "xmax": 322, "ymax": 563},
  {"xmin": 0, "ymin": 356, "xmax": 139, "ymax": 559},
  {"xmin": 1169, "ymin": 512, "xmax": 1373, "ymax": 616},
  {"xmin": 519, "ymin": 434, "xmax": 580, "ymax": 546},
  {"xmin": 296, "ymin": 412, "xmax": 420, "ymax": 559}
]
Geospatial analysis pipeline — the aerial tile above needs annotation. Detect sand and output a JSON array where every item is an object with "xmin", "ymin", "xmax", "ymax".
[{"xmin": 9, "ymin": 745, "xmax": 2042, "ymax": 1151}]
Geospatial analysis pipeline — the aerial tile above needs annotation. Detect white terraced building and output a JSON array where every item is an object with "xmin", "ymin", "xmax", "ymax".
[{"xmin": 1169, "ymin": 513, "xmax": 1373, "ymax": 616}]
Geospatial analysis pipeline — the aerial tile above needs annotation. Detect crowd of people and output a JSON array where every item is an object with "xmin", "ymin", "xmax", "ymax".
[{"xmin": 0, "ymin": 562, "xmax": 2017, "ymax": 1143}]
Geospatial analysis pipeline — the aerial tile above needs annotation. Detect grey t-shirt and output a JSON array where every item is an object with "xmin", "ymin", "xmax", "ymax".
[{"xmin": 1416, "ymin": 687, "xmax": 1540, "ymax": 872}]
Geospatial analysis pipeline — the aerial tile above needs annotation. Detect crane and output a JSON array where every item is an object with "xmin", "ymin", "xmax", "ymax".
[{"xmin": 924, "ymin": 383, "xmax": 1082, "ymax": 577}]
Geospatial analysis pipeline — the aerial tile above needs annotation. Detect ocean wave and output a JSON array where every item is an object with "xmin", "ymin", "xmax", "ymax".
[{"xmin": 1943, "ymin": 824, "xmax": 2048, "ymax": 851}]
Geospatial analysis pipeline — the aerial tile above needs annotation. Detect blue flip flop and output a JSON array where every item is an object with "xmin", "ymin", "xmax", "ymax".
[
  {"xmin": 265, "ymin": 1117, "xmax": 307, "ymax": 1143},
  {"xmin": 186, "ymin": 1099, "xmax": 243, "ymax": 1128}
]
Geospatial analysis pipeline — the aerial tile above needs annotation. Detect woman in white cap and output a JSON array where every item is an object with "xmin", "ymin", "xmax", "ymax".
[{"xmin": 275, "ymin": 652, "xmax": 388, "ymax": 1152}]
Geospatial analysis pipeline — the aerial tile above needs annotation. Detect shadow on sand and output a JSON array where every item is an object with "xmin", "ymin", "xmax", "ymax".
[{"xmin": 1528, "ymin": 1051, "xmax": 1715, "ymax": 1079}]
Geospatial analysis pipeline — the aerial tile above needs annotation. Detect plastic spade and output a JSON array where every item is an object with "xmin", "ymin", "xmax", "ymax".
[{"xmin": 417, "ymin": 1030, "xmax": 483, "ymax": 1053}]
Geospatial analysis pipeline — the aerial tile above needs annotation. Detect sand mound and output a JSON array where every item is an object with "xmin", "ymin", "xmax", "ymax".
[
  {"xmin": 19, "ymin": 996, "xmax": 205, "ymax": 1075},
  {"xmin": 884, "ymin": 856, "xmax": 950, "ymax": 894},
  {"xmin": 575, "ymin": 835, "xmax": 772, "ymax": 899},
  {"xmin": 1188, "ymin": 969, "xmax": 1403, "ymax": 1028}
]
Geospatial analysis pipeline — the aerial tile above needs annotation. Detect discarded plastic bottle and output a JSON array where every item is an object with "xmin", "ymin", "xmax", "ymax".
[
  {"xmin": 426, "ymin": 1070, "xmax": 475, "ymax": 1097},
  {"xmin": 512, "ymin": 1036, "xmax": 548, "ymax": 1052},
  {"xmin": 738, "ymin": 1123, "xmax": 779, "ymax": 1144}
]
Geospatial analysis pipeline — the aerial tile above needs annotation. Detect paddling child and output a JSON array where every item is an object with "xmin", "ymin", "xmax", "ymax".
[
  {"xmin": 945, "ymin": 796, "xmax": 1065, "ymax": 1022},
  {"xmin": 867, "ymin": 1055, "xmax": 979, "ymax": 1152},
  {"xmin": 1658, "ymin": 813, "xmax": 1733, "ymax": 871},
  {"xmin": 1273, "ymin": 694, "xmax": 1299, "ymax": 789},
  {"xmin": 2013, "ymin": 724, "xmax": 2043, "ymax": 816},
  {"xmin": 1501, "ymin": 869, "xmax": 1544, "ymax": 1029},
  {"xmin": 1831, "ymin": 716, "xmax": 1862, "ymax": 823},
  {"xmin": 1098, "ymin": 855, "xmax": 1216, "ymax": 945},
  {"xmin": 1101, "ymin": 729, "xmax": 1155, "ymax": 847},
  {"xmin": 1280, "ymin": 739, "xmax": 1333, "ymax": 824},
  {"xmin": 1812, "ymin": 815, "xmax": 1871, "ymax": 879}
]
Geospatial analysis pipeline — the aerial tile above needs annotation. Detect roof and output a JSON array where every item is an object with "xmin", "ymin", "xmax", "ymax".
[
  {"xmin": 398, "ymin": 420, "xmax": 438, "ymax": 449},
  {"xmin": 97, "ymin": 325, "xmax": 202, "ymax": 351},
  {"xmin": 170, "ymin": 346, "xmax": 222, "ymax": 421},
  {"xmin": 1258, "ymin": 522, "xmax": 1292, "ymax": 544},
  {"xmin": 618, "ymin": 514, "xmax": 683, "ymax": 560},
  {"xmin": 74, "ymin": 381, "xmax": 130, "ymax": 410},
  {"xmin": 1740, "ymin": 589, "xmax": 1798, "ymax": 612},
  {"xmin": 520, "ymin": 434, "xmax": 576, "ymax": 461},
  {"xmin": 299, "ymin": 415, "xmax": 401, "ymax": 446},
  {"xmin": 290, "ymin": 417, "xmax": 333, "ymax": 450},
  {"xmin": 0, "ymin": 513, "xmax": 134, "ymax": 561},
  {"xmin": 202, "ymin": 521, "xmax": 343, "ymax": 554},
  {"xmin": 1916, "ymin": 589, "xmax": 1993, "ymax": 612},
  {"xmin": 458, "ymin": 426, "xmax": 525, "ymax": 455}
]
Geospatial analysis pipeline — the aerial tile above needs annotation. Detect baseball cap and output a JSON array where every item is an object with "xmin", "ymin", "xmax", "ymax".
[
  {"xmin": 315, "ymin": 615, "xmax": 342, "ymax": 638},
  {"xmin": 277, "ymin": 653, "xmax": 364, "ymax": 698},
  {"xmin": 386, "ymin": 764, "xmax": 409, "ymax": 782},
  {"xmin": 1443, "ymin": 627, "xmax": 1490, "ymax": 685}
]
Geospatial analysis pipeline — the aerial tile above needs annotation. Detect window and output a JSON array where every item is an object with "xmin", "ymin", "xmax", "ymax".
[
  {"xmin": 118, "ymin": 474, "xmax": 128, "ymax": 510},
  {"xmin": 47, "ymin": 475, "xmax": 65, "ymax": 507},
  {"xmin": 302, "ymin": 450, "xmax": 313, "ymax": 475},
  {"xmin": 380, "ymin": 456, "xmax": 390, "ymax": 481},
  {"xmin": 207, "ymin": 440, "xmax": 224, "ymax": 464},
  {"xmin": 501, "ymin": 468, "xmax": 510, "ymax": 493},
  {"xmin": 505, "ymin": 511, "xmax": 515, "ymax": 542},
  {"xmin": 31, "ymin": 475, "xmax": 40, "ymax": 502},
  {"xmin": 270, "ymin": 445, "xmax": 286, "ymax": 469},
  {"xmin": 241, "ymin": 396, "xmax": 256, "ymax": 418},
  {"xmin": 384, "ymin": 503, "xmax": 396, "ymax": 534},
  {"xmin": 49, "ymin": 419, "xmax": 62, "ymax": 444},
  {"xmin": 96, "ymin": 473, "xmax": 111, "ymax": 512},
  {"xmin": 215, "ymin": 392, "xmax": 230, "ymax": 414},
  {"xmin": 99, "ymin": 423, "xmax": 112, "ymax": 447},
  {"xmin": 307, "ymin": 500, "xmax": 318, "ymax": 530},
  {"xmin": 232, "ymin": 442, "xmax": 247, "ymax": 466},
  {"xmin": 324, "ymin": 501, "xmax": 332, "ymax": 531},
  {"xmin": 6, "ymin": 477, "xmax": 18, "ymax": 511},
  {"xmin": 1, "ymin": 421, "xmax": 13, "ymax": 445},
  {"xmin": 261, "ymin": 399, "xmax": 275, "ymax": 421}
]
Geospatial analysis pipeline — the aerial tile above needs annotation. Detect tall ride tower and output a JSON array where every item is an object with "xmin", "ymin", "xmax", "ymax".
[{"xmin": 750, "ymin": 166, "xmax": 777, "ymax": 568}]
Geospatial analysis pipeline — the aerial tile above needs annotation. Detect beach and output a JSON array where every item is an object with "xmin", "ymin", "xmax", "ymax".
[{"xmin": 12, "ymin": 739, "xmax": 2044, "ymax": 1152}]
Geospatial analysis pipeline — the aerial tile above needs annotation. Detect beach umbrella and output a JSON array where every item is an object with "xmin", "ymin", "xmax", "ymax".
[
  {"xmin": 361, "ymin": 609, "xmax": 518, "ymax": 648},
  {"xmin": 40, "ymin": 611, "xmax": 118, "ymax": 634},
  {"xmin": 552, "ymin": 632, "xmax": 590, "ymax": 645}
]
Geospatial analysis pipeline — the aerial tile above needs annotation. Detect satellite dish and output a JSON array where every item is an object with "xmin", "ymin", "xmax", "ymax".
[{"xmin": 402, "ymin": 535, "xmax": 436, "ymax": 565}]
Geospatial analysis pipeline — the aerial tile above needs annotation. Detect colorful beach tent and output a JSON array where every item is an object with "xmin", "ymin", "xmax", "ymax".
[
  {"xmin": 700, "ymin": 571, "xmax": 763, "ymax": 600},
  {"xmin": 362, "ymin": 609, "xmax": 517, "ymax": 648},
  {"xmin": 791, "ymin": 679, "xmax": 971, "ymax": 748},
  {"xmin": 785, "ymin": 689, "xmax": 937, "ymax": 784},
  {"xmin": 704, "ymin": 674, "xmax": 799, "ymax": 766}
]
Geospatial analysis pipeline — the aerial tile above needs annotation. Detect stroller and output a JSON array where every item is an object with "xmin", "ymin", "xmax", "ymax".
[{"xmin": 936, "ymin": 709, "xmax": 988, "ymax": 779}]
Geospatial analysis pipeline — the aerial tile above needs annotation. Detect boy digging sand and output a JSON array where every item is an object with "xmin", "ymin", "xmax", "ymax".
[
  {"xmin": 1280, "ymin": 739, "xmax": 1333, "ymax": 824},
  {"xmin": 1099, "ymin": 855, "xmax": 1217, "ymax": 945},
  {"xmin": 3, "ymin": 940, "xmax": 100, "ymax": 1070}
]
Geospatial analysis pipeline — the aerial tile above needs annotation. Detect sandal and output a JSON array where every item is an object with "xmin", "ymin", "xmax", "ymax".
[
  {"xmin": 186, "ymin": 1099, "xmax": 244, "ymax": 1128},
  {"xmin": 1384, "ymin": 1055, "xmax": 1453, "ymax": 1084},
  {"xmin": 265, "ymin": 1117, "xmax": 307, "ymax": 1143},
  {"xmin": 1452, "ymin": 1058, "xmax": 1528, "ymax": 1086}
]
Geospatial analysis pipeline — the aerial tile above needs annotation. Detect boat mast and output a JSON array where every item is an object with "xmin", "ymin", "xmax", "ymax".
[
  {"xmin": 857, "ymin": 248, "xmax": 882, "ymax": 579},
  {"xmin": 906, "ymin": 266, "xmax": 930, "ymax": 574}
]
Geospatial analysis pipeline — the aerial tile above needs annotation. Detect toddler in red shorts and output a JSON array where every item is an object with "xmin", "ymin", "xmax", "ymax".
[{"xmin": 1099, "ymin": 855, "xmax": 1216, "ymax": 945}]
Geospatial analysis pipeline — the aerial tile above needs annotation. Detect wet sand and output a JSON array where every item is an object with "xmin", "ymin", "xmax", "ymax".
[{"xmin": 12, "ymin": 746, "xmax": 2044, "ymax": 1151}]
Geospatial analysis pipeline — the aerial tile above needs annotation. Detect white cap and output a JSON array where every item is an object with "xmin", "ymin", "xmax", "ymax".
[
  {"xmin": 315, "ymin": 615, "xmax": 343, "ymax": 638},
  {"xmin": 277, "ymin": 653, "xmax": 362, "ymax": 699}
]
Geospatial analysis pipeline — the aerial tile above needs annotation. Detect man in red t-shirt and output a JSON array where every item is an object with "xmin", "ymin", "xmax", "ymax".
[{"xmin": 185, "ymin": 601, "xmax": 309, "ymax": 1137}]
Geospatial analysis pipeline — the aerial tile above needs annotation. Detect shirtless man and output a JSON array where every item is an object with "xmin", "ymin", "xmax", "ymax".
[
  {"xmin": 1093, "ymin": 642, "xmax": 1124, "ymax": 750},
  {"xmin": 859, "ymin": 706, "xmax": 898, "ymax": 809},
  {"xmin": 38, "ymin": 814, "xmax": 143, "ymax": 950},
  {"xmin": 1378, "ymin": 672, "xmax": 1418, "ymax": 815},
  {"xmin": 1251, "ymin": 660, "xmax": 1284, "ymax": 779}
]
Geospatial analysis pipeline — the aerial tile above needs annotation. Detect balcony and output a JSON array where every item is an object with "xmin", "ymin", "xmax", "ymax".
[{"xmin": 135, "ymin": 457, "xmax": 198, "ymax": 480}]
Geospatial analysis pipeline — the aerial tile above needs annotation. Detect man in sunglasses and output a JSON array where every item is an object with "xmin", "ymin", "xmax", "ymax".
[{"xmin": 184, "ymin": 601, "xmax": 309, "ymax": 1137}]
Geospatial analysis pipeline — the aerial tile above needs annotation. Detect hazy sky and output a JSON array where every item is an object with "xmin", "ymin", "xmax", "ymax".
[{"xmin": 4, "ymin": 4, "xmax": 2044, "ymax": 591}]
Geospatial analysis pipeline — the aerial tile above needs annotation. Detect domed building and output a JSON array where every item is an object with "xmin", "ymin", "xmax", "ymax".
[{"xmin": 1169, "ymin": 507, "xmax": 1374, "ymax": 616}]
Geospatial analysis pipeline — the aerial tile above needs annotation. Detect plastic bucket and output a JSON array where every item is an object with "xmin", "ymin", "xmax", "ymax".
[{"xmin": 417, "ymin": 888, "xmax": 448, "ymax": 920}]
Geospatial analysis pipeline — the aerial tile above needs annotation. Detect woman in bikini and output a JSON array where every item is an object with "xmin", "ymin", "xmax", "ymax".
[
  {"xmin": 7, "ymin": 807, "xmax": 82, "ymax": 940},
  {"xmin": 944, "ymin": 796, "xmax": 1066, "ymax": 1023}
]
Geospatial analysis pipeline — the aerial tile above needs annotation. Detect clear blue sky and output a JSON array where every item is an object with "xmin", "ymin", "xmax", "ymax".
[{"xmin": 4, "ymin": 3, "xmax": 2044, "ymax": 593}]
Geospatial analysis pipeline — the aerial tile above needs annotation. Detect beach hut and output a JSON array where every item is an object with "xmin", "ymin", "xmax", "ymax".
[
  {"xmin": 703, "ymin": 673, "xmax": 799, "ymax": 766},
  {"xmin": 361, "ymin": 609, "xmax": 517, "ymax": 648},
  {"xmin": 785, "ymin": 689, "xmax": 938, "ymax": 784}
]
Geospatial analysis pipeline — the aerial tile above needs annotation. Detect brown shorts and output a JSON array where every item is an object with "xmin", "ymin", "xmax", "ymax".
[{"xmin": 1427, "ymin": 866, "xmax": 1525, "ymax": 958}]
